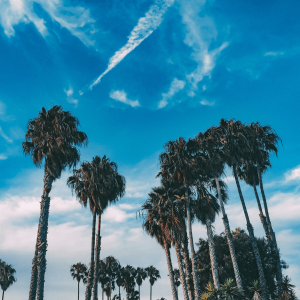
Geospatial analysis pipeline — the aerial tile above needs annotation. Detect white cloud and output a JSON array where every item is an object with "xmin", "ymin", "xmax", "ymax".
[
  {"xmin": 264, "ymin": 51, "xmax": 284, "ymax": 57},
  {"xmin": 285, "ymin": 165, "xmax": 300, "ymax": 182},
  {"xmin": 110, "ymin": 90, "xmax": 140, "ymax": 108},
  {"xmin": 0, "ymin": 154, "xmax": 7, "ymax": 160},
  {"xmin": 200, "ymin": 99, "xmax": 214, "ymax": 106},
  {"xmin": 0, "ymin": 0, "xmax": 96, "ymax": 46},
  {"xmin": 64, "ymin": 86, "xmax": 78, "ymax": 107},
  {"xmin": 0, "ymin": 126, "xmax": 13, "ymax": 143},
  {"xmin": 158, "ymin": 78, "xmax": 186, "ymax": 108},
  {"xmin": 179, "ymin": 0, "xmax": 228, "ymax": 95},
  {"xmin": 81, "ymin": 0, "xmax": 174, "ymax": 94}
]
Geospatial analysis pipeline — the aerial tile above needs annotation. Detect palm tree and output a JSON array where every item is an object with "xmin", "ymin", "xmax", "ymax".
[
  {"xmin": 23, "ymin": 105, "xmax": 88, "ymax": 300},
  {"xmin": 244, "ymin": 122, "xmax": 283, "ymax": 284},
  {"xmin": 158, "ymin": 138, "xmax": 201, "ymax": 300},
  {"xmin": 99, "ymin": 260, "xmax": 110, "ymax": 300},
  {"xmin": 135, "ymin": 268, "xmax": 147, "ymax": 300},
  {"xmin": 0, "ymin": 261, "xmax": 16, "ymax": 300},
  {"xmin": 68, "ymin": 156, "xmax": 126, "ymax": 300},
  {"xmin": 194, "ymin": 179, "xmax": 221, "ymax": 289},
  {"xmin": 173, "ymin": 269, "xmax": 181, "ymax": 294},
  {"xmin": 145, "ymin": 266, "xmax": 161, "ymax": 300},
  {"xmin": 278, "ymin": 276, "xmax": 296, "ymax": 300},
  {"xmin": 122, "ymin": 266, "xmax": 137, "ymax": 300},
  {"xmin": 115, "ymin": 264, "xmax": 124, "ymax": 300},
  {"xmin": 70, "ymin": 263, "xmax": 88, "ymax": 300},
  {"xmin": 194, "ymin": 128, "xmax": 243, "ymax": 290},
  {"xmin": 219, "ymin": 119, "xmax": 268, "ymax": 300}
]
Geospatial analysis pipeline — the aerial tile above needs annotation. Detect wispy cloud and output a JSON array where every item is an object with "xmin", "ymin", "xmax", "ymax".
[
  {"xmin": 64, "ymin": 87, "xmax": 78, "ymax": 107},
  {"xmin": 0, "ymin": 127, "xmax": 13, "ymax": 143},
  {"xmin": 264, "ymin": 51, "xmax": 285, "ymax": 57},
  {"xmin": 0, "ymin": 0, "xmax": 96, "ymax": 46},
  {"xmin": 179, "ymin": 0, "xmax": 228, "ymax": 96},
  {"xmin": 110, "ymin": 90, "xmax": 140, "ymax": 108},
  {"xmin": 200, "ymin": 99, "xmax": 214, "ymax": 106},
  {"xmin": 80, "ymin": 0, "xmax": 174, "ymax": 94},
  {"xmin": 158, "ymin": 78, "xmax": 186, "ymax": 108}
]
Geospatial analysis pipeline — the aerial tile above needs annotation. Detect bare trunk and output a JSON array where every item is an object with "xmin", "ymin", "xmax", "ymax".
[
  {"xmin": 164, "ymin": 240, "xmax": 179, "ymax": 300},
  {"xmin": 36, "ymin": 171, "xmax": 54, "ymax": 300},
  {"xmin": 2, "ymin": 290, "xmax": 4, "ymax": 300},
  {"xmin": 28, "ymin": 237, "xmax": 39, "ymax": 300},
  {"xmin": 185, "ymin": 186, "xmax": 201, "ymax": 300},
  {"xmin": 138, "ymin": 285, "xmax": 140, "ymax": 300},
  {"xmin": 182, "ymin": 232, "xmax": 194, "ymax": 300},
  {"xmin": 257, "ymin": 163, "xmax": 283, "ymax": 285},
  {"xmin": 175, "ymin": 241, "xmax": 189, "ymax": 300},
  {"xmin": 78, "ymin": 280, "xmax": 80, "ymax": 300},
  {"xmin": 215, "ymin": 177, "xmax": 243, "ymax": 290},
  {"xmin": 205, "ymin": 218, "xmax": 220, "ymax": 289},
  {"xmin": 92, "ymin": 214, "xmax": 102, "ymax": 300},
  {"xmin": 120, "ymin": 285, "xmax": 121, "ymax": 300},
  {"xmin": 150, "ymin": 284, "xmax": 152, "ymax": 300},
  {"xmin": 233, "ymin": 166, "xmax": 268, "ymax": 300},
  {"xmin": 85, "ymin": 210, "xmax": 97, "ymax": 300}
]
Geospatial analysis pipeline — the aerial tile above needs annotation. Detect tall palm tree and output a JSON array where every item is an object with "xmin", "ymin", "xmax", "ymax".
[
  {"xmin": 115, "ymin": 264, "xmax": 124, "ymax": 300},
  {"xmin": 194, "ymin": 128, "xmax": 243, "ymax": 290},
  {"xmin": 122, "ymin": 266, "xmax": 136, "ymax": 300},
  {"xmin": 145, "ymin": 266, "xmax": 160, "ymax": 300},
  {"xmin": 194, "ymin": 179, "xmax": 221, "ymax": 289},
  {"xmin": 68, "ymin": 156, "xmax": 125, "ymax": 300},
  {"xmin": 219, "ymin": 119, "xmax": 268, "ymax": 300},
  {"xmin": 135, "ymin": 268, "xmax": 147, "ymax": 300},
  {"xmin": 70, "ymin": 263, "xmax": 88, "ymax": 300},
  {"xmin": 244, "ymin": 122, "xmax": 283, "ymax": 284},
  {"xmin": 0, "ymin": 261, "xmax": 16, "ymax": 300},
  {"xmin": 158, "ymin": 138, "xmax": 201, "ymax": 300},
  {"xmin": 23, "ymin": 105, "xmax": 88, "ymax": 300}
]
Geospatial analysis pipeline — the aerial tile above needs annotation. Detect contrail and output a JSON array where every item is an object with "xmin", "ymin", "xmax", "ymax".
[{"xmin": 80, "ymin": 0, "xmax": 174, "ymax": 95}]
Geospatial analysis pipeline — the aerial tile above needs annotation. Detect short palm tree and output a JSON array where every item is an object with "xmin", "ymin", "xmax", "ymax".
[
  {"xmin": 23, "ymin": 105, "xmax": 88, "ymax": 300},
  {"xmin": 219, "ymin": 119, "xmax": 268, "ymax": 300},
  {"xmin": 122, "ymin": 265, "xmax": 137, "ymax": 300},
  {"xmin": 70, "ymin": 263, "xmax": 88, "ymax": 300},
  {"xmin": 158, "ymin": 138, "xmax": 201, "ymax": 300},
  {"xmin": 0, "ymin": 261, "xmax": 16, "ymax": 300},
  {"xmin": 68, "ymin": 156, "xmax": 125, "ymax": 300},
  {"xmin": 135, "ymin": 267, "xmax": 147, "ymax": 300},
  {"xmin": 145, "ymin": 266, "xmax": 161, "ymax": 300},
  {"xmin": 115, "ymin": 263, "xmax": 124, "ymax": 300},
  {"xmin": 173, "ymin": 269, "xmax": 181, "ymax": 294}
]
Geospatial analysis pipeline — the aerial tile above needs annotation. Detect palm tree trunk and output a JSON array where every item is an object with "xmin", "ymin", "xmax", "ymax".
[
  {"xmin": 2, "ymin": 290, "xmax": 4, "ymax": 300},
  {"xmin": 215, "ymin": 177, "xmax": 243, "ymax": 290},
  {"xmin": 253, "ymin": 184, "xmax": 270, "ymax": 240},
  {"xmin": 29, "ymin": 236, "xmax": 39, "ymax": 300},
  {"xmin": 185, "ymin": 186, "xmax": 201, "ymax": 300},
  {"xmin": 36, "ymin": 171, "xmax": 54, "ymax": 300},
  {"xmin": 256, "ymin": 163, "xmax": 283, "ymax": 285},
  {"xmin": 102, "ymin": 288, "xmax": 104, "ymax": 300},
  {"xmin": 205, "ymin": 218, "xmax": 220, "ymax": 289},
  {"xmin": 138, "ymin": 285, "xmax": 140, "ymax": 300},
  {"xmin": 175, "ymin": 241, "xmax": 189, "ymax": 300},
  {"xmin": 119, "ymin": 285, "xmax": 121, "ymax": 300},
  {"xmin": 85, "ymin": 210, "xmax": 97, "ymax": 300},
  {"xmin": 92, "ymin": 213, "xmax": 102, "ymax": 300},
  {"xmin": 78, "ymin": 280, "xmax": 80, "ymax": 300},
  {"xmin": 150, "ymin": 284, "xmax": 152, "ymax": 300},
  {"xmin": 182, "ymin": 232, "xmax": 194, "ymax": 300},
  {"xmin": 164, "ymin": 240, "xmax": 179, "ymax": 300},
  {"xmin": 233, "ymin": 166, "xmax": 268, "ymax": 300}
]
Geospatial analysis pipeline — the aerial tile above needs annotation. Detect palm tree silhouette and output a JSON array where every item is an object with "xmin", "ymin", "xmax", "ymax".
[
  {"xmin": 219, "ymin": 119, "xmax": 268, "ymax": 300},
  {"xmin": 122, "ymin": 265, "xmax": 137, "ymax": 300},
  {"xmin": 194, "ymin": 127, "xmax": 243, "ymax": 290},
  {"xmin": 145, "ymin": 266, "xmax": 160, "ymax": 300},
  {"xmin": 135, "ymin": 268, "xmax": 147, "ymax": 300},
  {"xmin": 68, "ymin": 156, "xmax": 125, "ymax": 300},
  {"xmin": 70, "ymin": 263, "xmax": 88, "ymax": 300},
  {"xmin": 23, "ymin": 105, "xmax": 88, "ymax": 300},
  {"xmin": 0, "ymin": 260, "xmax": 16, "ymax": 300},
  {"xmin": 158, "ymin": 138, "xmax": 201, "ymax": 300}
]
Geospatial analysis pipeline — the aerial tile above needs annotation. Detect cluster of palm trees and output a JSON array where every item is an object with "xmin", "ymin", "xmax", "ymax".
[
  {"xmin": 69, "ymin": 258, "xmax": 161, "ymax": 300},
  {"xmin": 22, "ymin": 106, "xmax": 125, "ymax": 300},
  {"xmin": 140, "ymin": 118, "xmax": 287, "ymax": 300},
  {"xmin": 0, "ymin": 260, "xmax": 16, "ymax": 300}
]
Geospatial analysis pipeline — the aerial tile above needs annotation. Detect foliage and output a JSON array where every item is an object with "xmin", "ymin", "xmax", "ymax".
[
  {"xmin": 0, "ymin": 260, "xmax": 16, "ymax": 293},
  {"xmin": 70, "ymin": 263, "xmax": 88, "ymax": 284}
]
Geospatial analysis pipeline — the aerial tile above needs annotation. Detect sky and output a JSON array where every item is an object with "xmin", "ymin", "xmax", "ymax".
[{"xmin": 0, "ymin": 0, "xmax": 300, "ymax": 299}]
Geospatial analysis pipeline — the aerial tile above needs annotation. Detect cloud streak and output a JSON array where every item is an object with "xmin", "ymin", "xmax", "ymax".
[
  {"xmin": 0, "ymin": 126, "xmax": 13, "ymax": 143},
  {"xmin": 80, "ymin": 0, "xmax": 174, "ymax": 94},
  {"xmin": 110, "ymin": 90, "xmax": 140, "ymax": 107}
]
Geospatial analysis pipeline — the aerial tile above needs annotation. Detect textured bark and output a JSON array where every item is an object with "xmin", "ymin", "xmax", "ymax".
[
  {"xmin": 92, "ymin": 214, "xmax": 102, "ymax": 300},
  {"xmin": 164, "ymin": 240, "xmax": 179, "ymax": 300},
  {"xmin": 257, "ymin": 163, "xmax": 283, "ymax": 285},
  {"xmin": 28, "ymin": 236, "xmax": 39, "ymax": 300},
  {"xmin": 215, "ymin": 177, "xmax": 243, "ymax": 290},
  {"xmin": 205, "ymin": 218, "xmax": 220, "ymax": 289},
  {"xmin": 182, "ymin": 233, "xmax": 194, "ymax": 300},
  {"xmin": 175, "ymin": 241, "xmax": 189, "ymax": 300},
  {"xmin": 85, "ymin": 210, "xmax": 97, "ymax": 300},
  {"xmin": 185, "ymin": 186, "xmax": 201, "ymax": 300},
  {"xmin": 36, "ymin": 171, "xmax": 54, "ymax": 300},
  {"xmin": 233, "ymin": 166, "xmax": 268, "ymax": 300}
]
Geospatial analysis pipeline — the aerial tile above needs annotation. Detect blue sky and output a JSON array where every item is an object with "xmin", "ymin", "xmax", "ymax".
[{"xmin": 0, "ymin": 0, "xmax": 300, "ymax": 299}]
